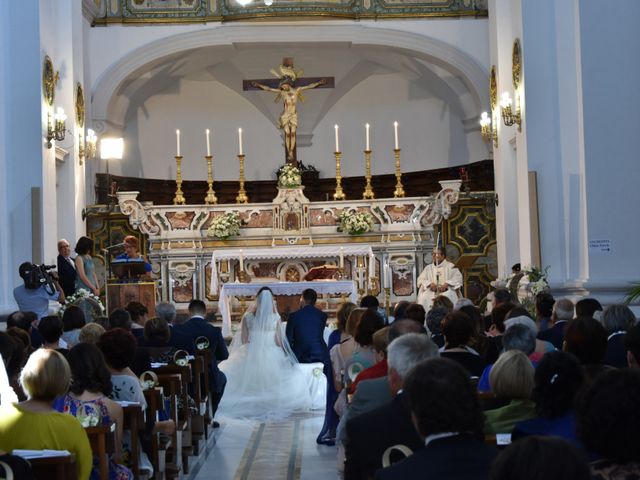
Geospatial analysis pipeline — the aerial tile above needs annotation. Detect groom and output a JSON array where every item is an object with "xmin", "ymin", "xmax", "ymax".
[{"xmin": 286, "ymin": 288, "xmax": 330, "ymax": 368}]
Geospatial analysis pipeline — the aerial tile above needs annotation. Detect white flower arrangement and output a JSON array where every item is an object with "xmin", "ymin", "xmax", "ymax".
[
  {"xmin": 207, "ymin": 212, "xmax": 243, "ymax": 239},
  {"xmin": 337, "ymin": 210, "xmax": 374, "ymax": 235},
  {"xmin": 277, "ymin": 164, "xmax": 302, "ymax": 188},
  {"xmin": 58, "ymin": 288, "xmax": 105, "ymax": 317},
  {"xmin": 77, "ymin": 413, "xmax": 101, "ymax": 428},
  {"xmin": 522, "ymin": 265, "xmax": 551, "ymax": 295}
]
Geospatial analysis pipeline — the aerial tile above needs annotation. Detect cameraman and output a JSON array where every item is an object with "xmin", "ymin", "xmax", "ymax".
[{"xmin": 13, "ymin": 262, "xmax": 66, "ymax": 320}]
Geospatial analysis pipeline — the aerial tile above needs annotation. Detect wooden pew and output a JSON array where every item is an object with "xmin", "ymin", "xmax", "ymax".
[
  {"xmin": 85, "ymin": 423, "xmax": 116, "ymax": 480},
  {"xmin": 121, "ymin": 403, "xmax": 144, "ymax": 479},
  {"xmin": 190, "ymin": 355, "xmax": 209, "ymax": 448},
  {"xmin": 29, "ymin": 454, "xmax": 77, "ymax": 480},
  {"xmin": 143, "ymin": 387, "xmax": 166, "ymax": 480},
  {"xmin": 156, "ymin": 373, "xmax": 183, "ymax": 478}
]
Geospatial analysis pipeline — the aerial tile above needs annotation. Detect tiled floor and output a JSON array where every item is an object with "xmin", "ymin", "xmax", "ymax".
[{"xmin": 188, "ymin": 413, "xmax": 338, "ymax": 480}]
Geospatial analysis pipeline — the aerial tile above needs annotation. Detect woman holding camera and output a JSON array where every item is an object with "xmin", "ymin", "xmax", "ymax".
[{"xmin": 74, "ymin": 236, "xmax": 100, "ymax": 297}]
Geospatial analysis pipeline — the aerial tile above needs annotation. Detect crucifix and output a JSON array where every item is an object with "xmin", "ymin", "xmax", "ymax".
[{"xmin": 243, "ymin": 58, "xmax": 334, "ymax": 165}]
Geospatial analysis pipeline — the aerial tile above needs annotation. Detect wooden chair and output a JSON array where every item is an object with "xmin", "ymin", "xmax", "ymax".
[
  {"xmin": 29, "ymin": 454, "xmax": 77, "ymax": 480},
  {"xmin": 190, "ymin": 355, "xmax": 209, "ymax": 449},
  {"xmin": 195, "ymin": 349, "xmax": 213, "ymax": 431},
  {"xmin": 85, "ymin": 423, "xmax": 116, "ymax": 480}
]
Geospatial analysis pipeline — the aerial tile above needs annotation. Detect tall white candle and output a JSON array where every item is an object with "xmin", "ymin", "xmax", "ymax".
[
  {"xmin": 393, "ymin": 121, "xmax": 399, "ymax": 150},
  {"xmin": 239, "ymin": 249, "xmax": 244, "ymax": 271},
  {"xmin": 384, "ymin": 261, "xmax": 390, "ymax": 286},
  {"xmin": 339, "ymin": 247, "xmax": 344, "ymax": 269},
  {"xmin": 205, "ymin": 129, "xmax": 211, "ymax": 156},
  {"xmin": 334, "ymin": 124, "xmax": 340, "ymax": 152},
  {"xmin": 176, "ymin": 129, "xmax": 181, "ymax": 156},
  {"xmin": 365, "ymin": 123, "xmax": 370, "ymax": 151},
  {"xmin": 238, "ymin": 128, "xmax": 243, "ymax": 156}
]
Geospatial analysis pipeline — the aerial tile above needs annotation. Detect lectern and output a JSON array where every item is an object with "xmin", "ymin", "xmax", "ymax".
[{"xmin": 106, "ymin": 259, "xmax": 156, "ymax": 315}]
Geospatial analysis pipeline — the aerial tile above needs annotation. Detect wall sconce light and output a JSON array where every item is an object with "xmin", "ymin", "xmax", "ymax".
[
  {"xmin": 100, "ymin": 137, "xmax": 124, "ymax": 175},
  {"xmin": 79, "ymin": 128, "xmax": 98, "ymax": 165},
  {"xmin": 480, "ymin": 111, "xmax": 498, "ymax": 147},
  {"xmin": 500, "ymin": 92, "xmax": 521, "ymax": 130},
  {"xmin": 46, "ymin": 107, "xmax": 67, "ymax": 149}
]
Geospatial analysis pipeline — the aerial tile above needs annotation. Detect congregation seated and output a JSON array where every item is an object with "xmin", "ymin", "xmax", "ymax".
[
  {"xmin": 484, "ymin": 350, "xmax": 536, "ymax": 435},
  {"xmin": 53, "ymin": 343, "xmax": 133, "ymax": 480},
  {"xmin": 318, "ymin": 301, "xmax": 357, "ymax": 446},
  {"xmin": 490, "ymin": 436, "xmax": 591, "ymax": 480},
  {"xmin": 343, "ymin": 308, "xmax": 385, "ymax": 386},
  {"xmin": 7, "ymin": 311, "xmax": 43, "ymax": 350},
  {"xmin": 534, "ymin": 292, "xmax": 555, "ymax": 333},
  {"xmin": 5, "ymin": 327, "xmax": 31, "ymax": 400},
  {"xmin": 458, "ymin": 303, "xmax": 488, "ymax": 357},
  {"xmin": 538, "ymin": 298, "xmax": 573, "ymax": 350},
  {"xmin": 425, "ymin": 306, "xmax": 448, "ymax": 348},
  {"xmin": 61, "ymin": 305, "xmax": 86, "ymax": 349},
  {"xmin": 625, "ymin": 324, "xmax": 640, "ymax": 368},
  {"xmin": 337, "ymin": 320, "xmax": 427, "ymax": 447},
  {"xmin": 391, "ymin": 300, "xmax": 410, "ymax": 322},
  {"xmin": 109, "ymin": 308, "xmax": 133, "ymax": 330},
  {"xmin": 403, "ymin": 303, "xmax": 426, "ymax": 327},
  {"xmin": 477, "ymin": 323, "xmax": 537, "ymax": 393},
  {"xmin": 601, "ymin": 304, "xmax": 637, "ymax": 368},
  {"xmin": 137, "ymin": 316, "xmax": 183, "ymax": 363},
  {"xmin": 513, "ymin": 351, "xmax": 584, "ymax": 446},
  {"xmin": 0, "ymin": 349, "xmax": 92, "ymax": 480},
  {"xmin": 504, "ymin": 308, "xmax": 555, "ymax": 359},
  {"xmin": 78, "ymin": 322, "xmax": 106, "ymax": 344},
  {"xmin": 345, "ymin": 333, "xmax": 438, "ymax": 480},
  {"xmin": 576, "ymin": 368, "xmax": 640, "ymax": 479},
  {"xmin": 484, "ymin": 303, "xmax": 514, "ymax": 364},
  {"xmin": 440, "ymin": 311, "xmax": 486, "ymax": 377},
  {"xmin": 575, "ymin": 298, "xmax": 603, "ymax": 320},
  {"xmin": 126, "ymin": 301, "xmax": 149, "ymax": 337},
  {"xmin": 431, "ymin": 294, "xmax": 454, "ymax": 312},
  {"xmin": 152, "ymin": 302, "xmax": 196, "ymax": 354},
  {"xmin": 37, "ymin": 315, "xmax": 68, "ymax": 358},
  {"xmin": 563, "ymin": 316, "xmax": 610, "ymax": 384},
  {"xmin": 350, "ymin": 326, "xmax": 389, "ymax": 394},
  {"xmin": 375, "ymin": 357, "xmax": 497, "ymax": 480}
]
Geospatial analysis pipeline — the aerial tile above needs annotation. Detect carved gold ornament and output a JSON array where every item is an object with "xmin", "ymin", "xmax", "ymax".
[
  {"xmin": 512, "ymin": 39, "xmax": 522, "ymax": 89},
  {"xmin": 42, "ymin": 55, "xmax": 58, "ymax": 106},
  {"xmin": 75, "ymin": 83, "xmax": 85, "ymax": 127},
  {"xmin": 489, "ymin": 66, "xmax": 498, "ymax": 111}
]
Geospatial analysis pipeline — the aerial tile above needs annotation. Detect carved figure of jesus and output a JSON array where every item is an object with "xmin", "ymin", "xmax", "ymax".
[{"xmin": 251, "ymin": 78, "xmax": 326, "ymax": 162}]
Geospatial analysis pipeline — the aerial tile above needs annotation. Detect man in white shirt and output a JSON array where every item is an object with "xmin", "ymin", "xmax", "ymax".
[{"xmin": 416, "ymin": 247, "xmax": 463, "ymax": 311}]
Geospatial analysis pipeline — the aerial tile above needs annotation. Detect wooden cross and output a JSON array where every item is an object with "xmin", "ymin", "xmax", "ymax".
[{"xmin": 243, "ymin": 58, "xmax": 334, "ymax": 165}]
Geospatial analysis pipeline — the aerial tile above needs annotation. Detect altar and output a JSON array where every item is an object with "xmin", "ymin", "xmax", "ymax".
[
  {"xmin": 116, "ymin": 178, "xmax": 462, "ymax": 328},
  {"xmin": 218, "ymin": 280, "xmax": 357, "ymax": 337}
]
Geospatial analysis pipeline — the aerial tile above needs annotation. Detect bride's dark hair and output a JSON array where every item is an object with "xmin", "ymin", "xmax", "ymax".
[{"xmin": 256, "ymin": 286, "xmax": 274, "ymax": 297}]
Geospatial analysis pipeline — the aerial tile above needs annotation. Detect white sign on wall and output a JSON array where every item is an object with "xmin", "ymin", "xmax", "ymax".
[{"xmin": 589, "ymin": 239, "xmax": 612, "ymax": 253}]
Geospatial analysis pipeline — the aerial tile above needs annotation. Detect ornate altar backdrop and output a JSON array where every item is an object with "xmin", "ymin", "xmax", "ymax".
[{"xmin": 115, "ymin": 179, "xmax": 469, "ymax": 322}]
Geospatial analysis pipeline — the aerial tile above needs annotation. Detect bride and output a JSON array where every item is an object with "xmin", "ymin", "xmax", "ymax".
[{"xmin": 217, "ymin": 287, "xmax": 313, "ymax": 419}]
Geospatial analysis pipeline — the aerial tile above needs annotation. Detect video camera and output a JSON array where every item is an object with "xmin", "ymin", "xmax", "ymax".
[{"xmin": 20, "ymin": 263, "xmax": 57, "ymax": 293}]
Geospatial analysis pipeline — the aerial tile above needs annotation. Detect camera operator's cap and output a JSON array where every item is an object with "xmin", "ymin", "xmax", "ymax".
[{"xmin": 19, "ymin": 262, "xmax": 34, "ymax": 279}]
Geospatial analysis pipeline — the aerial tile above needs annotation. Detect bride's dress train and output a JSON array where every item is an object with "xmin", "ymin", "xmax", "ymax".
[{"xmin": 217, "ymin": 290, "xmax": 313, "ymax": 420}]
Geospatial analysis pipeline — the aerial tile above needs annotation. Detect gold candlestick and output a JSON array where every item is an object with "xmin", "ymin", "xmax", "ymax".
[
  {"xmin": 384, "ymin": 287, "xmax": 392, "ymax": 319},
  {"xmin": 362, "ymin": 149, "xmax": 375, "ymax": 199},
  {"xmin": 173, "ymin": 155, "xmax": 186, "ymax": 205},
  {"xmin": 333, "ymin": 151, "xmax": 346, "ymax": 200},
  {"xmin": 204, "ymin": 155, "xmax": 218, "ymax": 204},
  {"xmin": 393, "ymin": 148, "xmax": 405, "ymax": 198},
  {"xmin": 236, "ymin": 154, "xmax": 249, "ymax": 204}
]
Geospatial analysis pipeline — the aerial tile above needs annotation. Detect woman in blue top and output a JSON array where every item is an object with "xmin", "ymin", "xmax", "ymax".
[
  {"xmin": 115, "ymin": 236, "xmax": 152, "ymax": 273},
  {"xmin": 75, "ymin": 236, "xmax": 100, "ymax": 296}
]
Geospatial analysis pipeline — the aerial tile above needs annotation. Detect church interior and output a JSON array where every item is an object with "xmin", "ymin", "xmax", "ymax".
[{"xmin": 1, "ymin": 0, "xmax": 640, "ymax": 479}]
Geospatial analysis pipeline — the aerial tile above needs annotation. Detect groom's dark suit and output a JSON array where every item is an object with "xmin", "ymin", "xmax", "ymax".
[
  {"xmin": 286, "ymin": 304, "xmax": 329, "ymax": 365},
  {"xmin": 57, "ymin": 254, "xmax": 77, "ymax": 297}
]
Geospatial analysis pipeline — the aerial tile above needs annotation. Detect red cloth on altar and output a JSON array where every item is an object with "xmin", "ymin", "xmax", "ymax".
[{"xmin": 350, "ymin": 358, "xmax": 388, "ymax": 394}]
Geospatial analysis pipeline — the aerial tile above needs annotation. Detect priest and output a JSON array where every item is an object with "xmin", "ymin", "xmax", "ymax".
[{"xmin": 416, "ymin": 247, "xmax": 462, "ymax": 311}]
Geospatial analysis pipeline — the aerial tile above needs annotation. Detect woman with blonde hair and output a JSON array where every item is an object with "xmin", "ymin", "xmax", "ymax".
[
  {"xmin": 484, "ymin": 349, "xmax": 536, "ymax": 434},
  {"xmin": 0, "ymin": 349, "xmax": 92, "ymax": 480}
]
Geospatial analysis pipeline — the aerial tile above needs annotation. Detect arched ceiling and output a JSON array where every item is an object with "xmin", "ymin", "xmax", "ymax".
[{"xmin": 92, "ymin": 26, "xmax": 488, "ymax": 136}]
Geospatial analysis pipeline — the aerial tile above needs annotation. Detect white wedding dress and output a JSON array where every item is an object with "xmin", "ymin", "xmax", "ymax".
[{"xmin": 217, "ymin": 290, "xmax": 313, "ymax": 420}]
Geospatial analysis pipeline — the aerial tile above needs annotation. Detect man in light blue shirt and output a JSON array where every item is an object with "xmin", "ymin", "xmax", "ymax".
[{"xmin": 13, "ymin": 262, "xmax": 64, "ymax": 320}]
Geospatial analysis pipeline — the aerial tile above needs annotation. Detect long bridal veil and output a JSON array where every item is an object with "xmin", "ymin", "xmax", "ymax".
[{"xmin": 218, "ymin": 289, "xmax": 312, "ymax": 420}]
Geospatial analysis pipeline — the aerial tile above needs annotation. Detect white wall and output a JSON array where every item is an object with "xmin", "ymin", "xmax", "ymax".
[
  {"xmin": 580, "ymin": 0, "xmax": 640, "ymax": 290},
  {"xmin": 115, "ymin": 72, "xmax": 486, "ymax": 182}
]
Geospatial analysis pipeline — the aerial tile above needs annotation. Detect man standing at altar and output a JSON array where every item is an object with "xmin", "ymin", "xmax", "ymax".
[
  {"xmin": 416, "ymin": 246, "xmax": 463, "ymax": 311},
  {"xmin": 56, "ymin": 239, "xmax": 77, "ymax": 297},
  {"xmin": 286, "ymin": 288, "xmax": 329, "ymax": 367}
]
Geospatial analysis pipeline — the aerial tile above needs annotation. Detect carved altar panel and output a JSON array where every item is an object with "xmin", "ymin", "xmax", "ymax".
[
  {"xmin": 390, "ymin": 254, "xmax": 415, "ymax": 297},
  {"xmin": 168, "ymin": 260, "xmax": 196, "ymax": 304}
]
